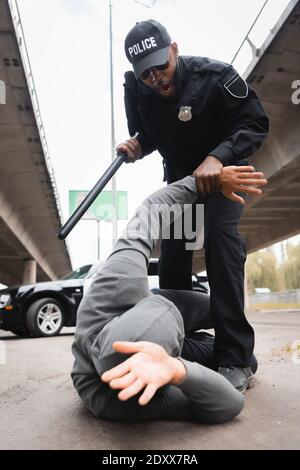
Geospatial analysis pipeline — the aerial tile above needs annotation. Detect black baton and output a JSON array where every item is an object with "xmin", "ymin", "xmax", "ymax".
[{"xmin": 57, "ymin": 151, "xmax": 128, "ymax": 240}]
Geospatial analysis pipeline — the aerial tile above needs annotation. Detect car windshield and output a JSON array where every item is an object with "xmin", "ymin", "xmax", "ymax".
[
  {"xmin": 60, "ymin": 265, "xmax": 92, "ymax": 280},
  {"xmin": 85, "ymin": 262, "xmax": 104, "ymax": 278}
]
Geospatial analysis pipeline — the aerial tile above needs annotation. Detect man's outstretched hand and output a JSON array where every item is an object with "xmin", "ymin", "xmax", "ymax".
[
  {"xmin": 101, "ymin": 341, "xmax": 186, "ymax": 406},
  {"xmin": 193, "ymin": 156, "xmax": 267, "ymax": 204},
  {"xmin": 220, "ymin": 165, "xmax": 267, "ymax": 205}
]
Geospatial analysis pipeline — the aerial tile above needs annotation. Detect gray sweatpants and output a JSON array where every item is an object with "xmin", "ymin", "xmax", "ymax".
[{"xmin": 71, "ymin": 176, "xmax": 244, "ymax": 423}]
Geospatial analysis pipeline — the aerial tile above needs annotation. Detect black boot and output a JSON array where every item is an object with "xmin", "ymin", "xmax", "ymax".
[{"xmin": 218, "ymin": 366, "xmax": 255, "ymax": 393}]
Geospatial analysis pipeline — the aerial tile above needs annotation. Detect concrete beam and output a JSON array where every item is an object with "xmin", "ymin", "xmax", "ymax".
[
  {"xmin": 0, "ymin": 0, "xmax": 72, "ymax": 283},
  {"xmin": 245, "ymin": 215, "xmax": 300, "ymax": 253},
  {"xmin": 0, "ymin": 186, "xmax": 57, "ymax": 280}
]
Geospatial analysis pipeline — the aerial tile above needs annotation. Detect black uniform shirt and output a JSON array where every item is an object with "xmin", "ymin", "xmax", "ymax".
[{"xmin": 124, "ymin": 56, "xmax": 269, "ymax": 182}]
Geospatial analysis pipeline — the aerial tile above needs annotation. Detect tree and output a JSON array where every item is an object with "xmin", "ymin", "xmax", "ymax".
[
  {"xmin": 282, "ymin": 242, "xmax": 300, "ymax": 290},
  {"xmin": 246, "ymin": 249, "xmax": 281, "ymax": 293}
]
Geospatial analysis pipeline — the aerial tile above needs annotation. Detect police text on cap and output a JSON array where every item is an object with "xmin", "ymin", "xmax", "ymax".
[{"xmin": 128, "ymin": 37, "xmax": 157, "ymax": 57}]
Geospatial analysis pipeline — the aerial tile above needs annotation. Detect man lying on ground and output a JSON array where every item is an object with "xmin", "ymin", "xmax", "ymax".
[{"xmin": 71, "ymin": 166, "xmax": 267, "ymax": 423}]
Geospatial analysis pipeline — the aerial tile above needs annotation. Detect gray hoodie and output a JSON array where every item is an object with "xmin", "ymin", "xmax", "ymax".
[{"xmin": 71, "ymin": 176, "xmax": 244, "ymax": 423}]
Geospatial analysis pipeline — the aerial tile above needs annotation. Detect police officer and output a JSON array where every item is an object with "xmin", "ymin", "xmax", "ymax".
[{"xmin": 117, "ymin": 19, "xmax": 269, "ymax": 392}]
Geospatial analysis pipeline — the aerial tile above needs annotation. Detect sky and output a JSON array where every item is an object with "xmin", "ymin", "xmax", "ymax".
[{"xmin": 14, "ymin": 0, "xmax": 297, "ymax": 271}]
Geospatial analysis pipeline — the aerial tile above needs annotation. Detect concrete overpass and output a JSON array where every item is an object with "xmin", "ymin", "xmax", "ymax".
[
  {"xmin": 194, "ymin": 0, "xmax": 300, "ymax": 271},
  {"xmin": 0, "ymin": 0, "xmax": 72, "ymax": 286}
]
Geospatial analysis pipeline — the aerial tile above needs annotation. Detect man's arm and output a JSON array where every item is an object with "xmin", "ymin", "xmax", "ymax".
[
  {"xmin": 117, "ymin": 71, "xmax": 157, "ymax": 162},
  {"xmin": 193, "ymin": 66, "xmax": 269, "ymax": 193},
  {"xmin": 101, "ymin": 341, "xmax": 245, "ymax": 424},
  {"xmin": 209, "ymin": 65, "xmax": 269, "ymax": 165},
  {"xmin": 220, "ymin": 165, "xmax": 267, "ymax": 204},
  {"xmin": 193, "ymin": 165, "xmax": 266, "ymax": 204}
]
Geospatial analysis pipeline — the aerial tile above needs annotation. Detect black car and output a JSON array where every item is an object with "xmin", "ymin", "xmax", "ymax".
[
  {"xmin": 0, "ymin": 260, "xmax": 208, "ymax": 338},
  {"xmin": 0, "ymin": 264, "xmax": 101, "ymax": 338}
]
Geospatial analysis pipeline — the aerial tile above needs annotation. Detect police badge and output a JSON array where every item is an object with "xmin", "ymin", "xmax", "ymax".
[{"xmin": 178, "ymin": 106, "xmax": 192, "ymax": 122}]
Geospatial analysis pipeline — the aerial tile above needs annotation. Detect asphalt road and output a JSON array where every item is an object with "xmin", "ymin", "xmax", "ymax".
[{"xmin": 0, "ymin": 310, "xmax": 300, "ymax": 450}]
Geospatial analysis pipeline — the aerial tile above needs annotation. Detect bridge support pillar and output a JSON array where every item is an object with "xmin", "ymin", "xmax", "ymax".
[{"xmin": 22, "ymin": 260, "xmax": 37, "ymax": 284}]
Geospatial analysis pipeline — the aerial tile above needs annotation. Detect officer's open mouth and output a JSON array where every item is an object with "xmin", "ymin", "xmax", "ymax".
[
  {"xmin": 156, "ymin": 81, "xmax": 175, "ymax": 96},
  {"xmin": 160, "ymin": 82, "xmax": 171, "ymax": 92}
]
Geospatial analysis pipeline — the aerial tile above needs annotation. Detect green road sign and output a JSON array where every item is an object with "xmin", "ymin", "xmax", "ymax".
[{"xmin": 69, "ymin": 190, "xmax": 128, "ymax": 222}]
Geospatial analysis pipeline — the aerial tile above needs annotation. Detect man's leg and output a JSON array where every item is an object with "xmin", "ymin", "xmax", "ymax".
[
  {"xmin": 158, "ymin": 196, "xmax": 204, "ymax": 290},
  {"xmin": 158, "ymin": 190, "xmax": 254, "ymax": 367},
  {"xmin": 152, "ymin": 288, "xmax": 217, "ymax": 371},
  {"xmin": 152, "ymin": 288, "xmax": 258, "ymax": 374},
  {"xmin": 151, "ymin": 288, "xmax": 212, "ymax": 333},
  {"xmin": 204, "ymin": 192, "xmax": 255, "ymax": 391},
  {"xmin": 159, "ymin": 237, "xmax": 194, "ymax": 290},
  {"xmin": 181, "ymin": 331, "xmax": 258, "ymax": 374},
  {"xmin": 182, "ymin": 332, "xmax": 218, "ymax": 370},
  {"xmin": 95, "ymin": 287, "xmax": 244, "ymax": 424}
]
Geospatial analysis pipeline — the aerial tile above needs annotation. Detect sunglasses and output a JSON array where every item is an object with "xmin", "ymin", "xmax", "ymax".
[{"xmin": 139, "ymin": 61, "xmax": 170, "ymax": 81}]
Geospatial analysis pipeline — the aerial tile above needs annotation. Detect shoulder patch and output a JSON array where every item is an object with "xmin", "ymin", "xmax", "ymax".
[{"xmin": 223, "ymin": 73, "xmax": 248, "ymax": 99}]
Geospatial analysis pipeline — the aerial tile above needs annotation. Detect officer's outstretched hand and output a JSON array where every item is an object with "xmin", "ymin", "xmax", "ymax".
[
  {"xmin": 116, "ymin": 137, "xmax": 142, "ymax": 163},
  {"xmin": 220, "ymin": 166, "xmax": 267, "ymax": 205},
  {"xmin": 101, "ymin": 341, "xmax": 186, "ymax": 406}
]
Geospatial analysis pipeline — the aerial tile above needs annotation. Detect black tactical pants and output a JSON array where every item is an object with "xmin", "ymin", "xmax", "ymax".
[{"xmin": 159, "ymin": 190, "xmax": 254, "ymax": 367}]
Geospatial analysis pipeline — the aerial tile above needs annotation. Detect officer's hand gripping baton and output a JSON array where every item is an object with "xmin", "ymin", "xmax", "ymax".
[{"xmin": 57, "ymin": 151, "xmax": 128, "ymax": 240}]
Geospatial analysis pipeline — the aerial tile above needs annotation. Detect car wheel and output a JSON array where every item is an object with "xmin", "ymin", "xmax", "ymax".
[{"xmin": 26, "ymin": 298, "xmax": 64, "ymax": 337}]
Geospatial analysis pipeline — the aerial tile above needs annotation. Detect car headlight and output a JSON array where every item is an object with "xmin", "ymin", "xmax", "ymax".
[{"xmin": 0, "ymin": 294, "xmax": 11, "ymax": 307}]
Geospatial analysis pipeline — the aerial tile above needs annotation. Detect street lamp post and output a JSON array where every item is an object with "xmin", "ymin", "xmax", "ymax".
[
  {"xmin": 96, "ymin": 219, "xmax": 101, "ymax": 260},
  {"xmin": 109, "ymin": 0, "xmax": 117, "ymax": 247}
]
